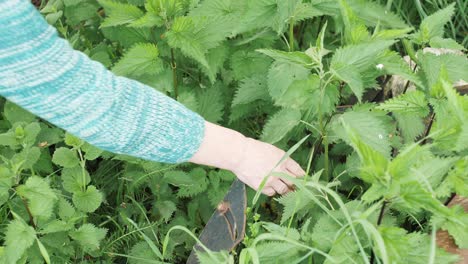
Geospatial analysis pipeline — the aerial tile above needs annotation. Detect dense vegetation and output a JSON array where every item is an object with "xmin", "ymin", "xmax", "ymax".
[{"xmin": 1, "ymin": 0, "xmax": 467, "ymax": 263}]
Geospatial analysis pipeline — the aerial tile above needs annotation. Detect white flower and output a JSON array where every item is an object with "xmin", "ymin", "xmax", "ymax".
[{"xmin": 376, "ymin": 64, "xmax": 384, "ymax": 70}]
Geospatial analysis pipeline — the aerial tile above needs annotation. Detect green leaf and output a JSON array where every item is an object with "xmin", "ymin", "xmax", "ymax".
[
  {"xmin": 257, "ymin": 49, "xmax": 314, "ymax": 68},
  {"xmin": 330, "ymin": 40, "xmax": 395, "ymax": 71},
  {"xmin": 82, "ymin": 142, "xmax": 103, "ymax": 161},
  {"xmin": 377, "ymin": 226, "xmax": 411, "ymax": 263},
  {"xmin": 261, "ymin": 108, "xmax": 302, "ymax": 144},
  {"xmin": 63, "ymin": 0, "xmax": 99, "ymax": 25},
  {"xmin": 413, "ymin": 3, "xmax": 456, "ymax": 44},
  {"xmin": 164, "ymin": 171, "xmax": 192, "ymax": 186},
  {"xmin": 393, "ymin": 113, "xmax": 425, "ymax": 143},
  {"xmin": 232, "ymin": 74, "xmax": 269, "ymax": 106},
  {"xmin": 129, "ymin": 241, "xmax": 162, "ymax": 264},
  {"xmin": 72, "ymin": 185, "xmax": 103, "ymax": 213},
  {"xmin": 275, "ymin": 74, "xmax": 320, "ymax": 110},
  {"xmin": 3, "ymin": 101, "xmax": 36, "ymax": 125},
  {"xmin": 69, "ymin": 223, "xmax": 107, "ymax": 252},
  {"xmin": 101, "ymin": 26, "xmax": 152, "ymax": 48},
  {"xmin": 332, "ymin": 63, "xmax": 363, "ymax": 101},
  {"xmin": 429, "ymin": 37, "xmax": 465, "ymax": 51},
  {"xmin": 153, "ymin": 200, "xmax": 176, "ymax": 222},
  {"xmin": 64, "ymin": 133, "xmax": 83, "ymax": 148},
  {"xmin": 52, "ymin": 147, "xmax": 79, "ymax": 168},
  {"xmin": 197, "ymin": 86, "xmax": 224, "ymax": 123},
  {"xmin": 230, "ymin": 50, "xmax": 272, "ymax": 80},
  {"xmin": 378, "ymin": 90, "xmax": 429, "ymax": 116},
  {"xmin": 177, "ymin": 168, "xmax": 208, "ymax": 198},
  {"xmin": 331, "ymin": 109, "xmax": 393, "ymax": 158},
  {"xmin": 98, "ymin": 0, "xmax": 144, "ymax": 27},
  {"xmin": 62, "ymin": 167, "xmax": 91, "ymax": 193},
  {"xmin": 437, "ymin": 205, "xmax": 468, "ymax": 248},
  {"xmin": 3, "ymin": 219, "xmax": 36, "ymax": 263},
  {"xmin": 17, "ymin": 176, "xmax": 58, "ymax": 220},
  {"xmin": 267, "ymin": 61, "xmax": 310, "ymax": 101},
  {"xmin": 112, "ymin": 43, "xmax": 163, "ymax": 78},
  {"xmin": 40, "ymin": 220, "xmax": 73, "ymax": 234},
  {"xmin": 58, "ymin": 198, "xmax": 76, "ymax": 220},
  {"xmin": 256, "ymin": 242, "xmax": 303, "ymax": 263}
]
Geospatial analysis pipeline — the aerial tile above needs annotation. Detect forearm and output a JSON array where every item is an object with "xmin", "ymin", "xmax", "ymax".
[
  {"xmin": 189, "ymin": 122, "xmax": 247, "ymax": 170},
  {"xmin": 0, "ymin": 0, "xmax": 205, "ymax": 163}
]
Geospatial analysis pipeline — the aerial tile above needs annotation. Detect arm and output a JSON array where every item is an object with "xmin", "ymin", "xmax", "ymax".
[
  {"xmin": 0, "ymin": 0, "xmax": 204, "ymax": 163},
  {"xmin": 0, "ymin": 0, "xmax": 304, "ymax": 195}
]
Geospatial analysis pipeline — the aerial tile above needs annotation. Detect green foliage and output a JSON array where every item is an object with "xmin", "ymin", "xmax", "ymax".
[{"xmin": 1, "ymin": 0, "xmax": 466, "ymax": 263}]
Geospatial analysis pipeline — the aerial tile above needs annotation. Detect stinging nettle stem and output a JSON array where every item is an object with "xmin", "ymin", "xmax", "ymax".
[{"xmin": 170, "ymin": 48, "xmax": 178, "ymax": 99}]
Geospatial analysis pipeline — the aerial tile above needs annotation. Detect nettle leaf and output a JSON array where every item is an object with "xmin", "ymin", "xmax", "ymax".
[
  {"xmin": 112, "ymin": 43, "xmax": 163, "ymax": 78},
  {"xmin": 393, "ymin": 113, "xmax": 425, "ymax": 143},
  {"xmin": 403, "ymin": 232, "xmax": 459, "ymax": 264},
  {"xmin": 98, "ymin": 0, "xmax": 144, "ymax": 27},
  {"xmin": 331, "ymin": 40, "xmax": 395, "ymax": 71},
  {"xmin": 435, "ymin": 205, "xmax": 468, "ymax": 248},
  {"xmin": 154, "ymin": 200, "xmax": 177, "ymax": 222},
  {"xmin": 232, "ymin": 74, "xmax": 268, "ymax": 106},
  {"xmin": 378, "ymin": 90, "xmax": 429, "ymax": 116},
  {"xmin": 230, "ymin": 50, "xmax": 272, "ymax": 80},
  {"xmin": 164, "ymin": 170, "xmax": 192, "ymax": 186},
  {"xmin": 418, "ymin": 52, "xmax": 468, "ymax": 91},
  {"xmin": 429, "ymin": 37, "xmax": 465, "ymax": 51},
  {"xmin": 58, "ymin": 198, "xmax": 76, "ymax": 221},
  {"xmin": 413, "ymin": 3, "xmax": 455, "ymax": 44},
  {"xmin": 267, "ymin": 61, "xmax": 310, "ymax": 102},
  {"xmin": 257, "ymin": 49, "xmax": 314, "ymax": 68},
  {"xmin": 197, "ymin": 86, "xmax": 224, "ymax": 123},
  {"xmin": 377, "ymin": 226, "xmax": 411, "ymax": 263},
  {"xmin": 62, "ymin": 167, "xmax": 91, "ymax": 193},
  {"xmin": 129, "ymin": 241, "xmax": 161, "ymax": 264},
  {"xmin": 332, "ymin": 63, "xmax": 363, "ymax": 101},
  {"xmin": 17, "ymin": 176, "xmax": 58, "ymax": 220},
  {"xmin": 40, "ymin": 220, "xmax": 73, "ymax": 234},
  {"xmin": 177, "ymin": 168, "xmax": 208, "ymax": 198},
  {"xmin": 52, "ymin": 147, "xmax": 79, "ymax": 168},
  {"xmin": 376, "ymin": 51, "xmax": 422, "ymax": 87},
  {"xmin": 394, "ymin": 181, "xmax": 443, "ymax": 214},
  {"xmin": 72, "ymin": 185, "xmax": 103, "ymax": 213},
  {"xmin": 3, "ymin": 219, "xmax": 36, "ymax": 263},
  {"xmin": 178, "ymin": 91, "xmax": 199, "ymax": 112},
  {"xmin": 101, "ymin": 26, "xmax": 152, "ymax": 48},
  {"xmin": 70, "ymin": 223, "xmax": 107, "ymax": 252},
  {"xmin": 82, "ymin": 142, "xmax": 103, "ymax": 161},
  {"xmin": 276, "ymin": 74, "xmax": 320, "ymax": 110},
  {"xmin": 256, "ymin": 241, "xmax": 303, "ymax": 263},
  {"xmin": 261, "ymin": 108, "xmax": 302, "ymax": 144},
  {"xmin": 331, "ymin": 109, "xmax": 393, "ymax": 158}
]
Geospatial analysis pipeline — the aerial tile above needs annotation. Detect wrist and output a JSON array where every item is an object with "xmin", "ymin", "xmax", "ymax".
[{"xmin": 188, "ymin": 121, "xmax": 248, "ymax": 171}]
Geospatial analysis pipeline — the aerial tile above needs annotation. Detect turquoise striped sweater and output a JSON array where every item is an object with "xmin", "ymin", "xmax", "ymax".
[{"xmin": 0, "ymin": 0, "xmax": 205, "ymax": 163}]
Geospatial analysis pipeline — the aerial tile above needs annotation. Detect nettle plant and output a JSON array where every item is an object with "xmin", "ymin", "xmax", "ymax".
[{"xmin": 1, "ymin": 0, "xmax": 467, "ymax": 263}]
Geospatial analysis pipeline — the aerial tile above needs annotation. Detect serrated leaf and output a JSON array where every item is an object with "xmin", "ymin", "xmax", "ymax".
[
  {"xmin": 17, "ymin": 176, "xmax": 58, "ymax": 220},
  {"xmin": 40, "ymin": 220, "xmax": 73, "ymax": 234},
  {"xmin": 72, "ymin": 185, "xmax": 103, "ymax": 213},
  {"xmin": 70, "ymin": 224, "xmax": 107, "ymax": 252},
  {"xmin": 129, "ymin": 241, "xmax": 162, "ymax": 264},
  {"xmin": 267, "ymin": 61, "xmax": 310, "ymax": 101},
  {"xmin": 98, "ymin": 0, "xmax": 144, "ymax": 27},
  {"xmin": 257, "ymin": 49, "xmax": 314, "ymax": 68},
  {"xmin": 429, "ymin": 37, "xmax": 465, "ymax": 51},
  {"xmin": 331, "ymin": 40, "xmax": 395, "ymax": 71},
  {"xmin": 154, "ymin": 200, "xmax": 176, "ymax": 222},
  {"xmin": 197, "ymin": 86, "xmax": 224, "ymax": 123},
  {"xmin": 62, "ymin": 167, "xmax": 91, "ymax": 193},
  {"xmin": 4, "ymin": 101, "xmax": 36, "ymax": 125},
  {"xmin": 232, "ymin": 74, "xmax": 268, "ymax": 106},
  {"xmin": 332, "ymin": 63, "xmax": 364, "ymax": 101},
  {"xmin": 413, "ymin": 3, "xmax": 455, "ymax": 44},
  {"xmin": 164, "ymin": 171, "xmax": 192, "ymax": 186},
  {"xmin": 112, "ymin": 43, "xmax": 163, "ymax": 78},
  {"xmin": 378, "ymin": 90, "xmax": 429, "ymax": 116},
  {"xmin": 52, "ymin": 147, "xmax": 79, "ymax": 168},
  {"xmin": 332, "ymin": 110, "xmax": 393, "ymax": 158},
  {"xmin": 58, "ymin": 198, "xmax": 76, "ymax": 220},
  {"xmin": 393, "ymin": 114, "xmax": 425, "ymax": 143},
  {"xmin": 261, "ymin": 108, "xmax": 301, "ymax": 144},
  {"xmin": 230, "ymin": 50, "xmax": 272, "ymax": 80},
  {"xmin": 275, "ymin": 74, "xmax": 320, "ymax": 110},
  {"xmin": 3, "ymin": 219, "xmax": 36, "ymax": 263}
]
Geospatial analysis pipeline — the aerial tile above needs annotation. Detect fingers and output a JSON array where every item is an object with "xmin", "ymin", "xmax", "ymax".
[
  {"xmin": 285, "ymin": 158, "xmax": 306, "ymax": 177},
  {"xmin": 262, "ymin": 186, "xmax": 276, "ymax": 196},
  {"xmin": 270, "ymin": 179, "xmax": 290, "ymax": 195}
]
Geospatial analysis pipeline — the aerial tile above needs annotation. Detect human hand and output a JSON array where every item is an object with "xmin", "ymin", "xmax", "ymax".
[
  {"xmin": 230, "ymin": 137, "xmax": 305, "ymax": 196},
  {"xmin": 189, "ymin": 122, "xmax": 305, "ymax": 196}
]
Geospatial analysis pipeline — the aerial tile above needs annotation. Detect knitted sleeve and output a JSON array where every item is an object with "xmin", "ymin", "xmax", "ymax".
[{"xmin": 0, "ymin": 0, "xmax": 205, "ymax": 163}]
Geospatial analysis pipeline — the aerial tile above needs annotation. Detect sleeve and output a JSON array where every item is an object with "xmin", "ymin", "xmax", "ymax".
[{"xmin": 0, "ymin": 0, "xmax": 205, "ymax": 164}]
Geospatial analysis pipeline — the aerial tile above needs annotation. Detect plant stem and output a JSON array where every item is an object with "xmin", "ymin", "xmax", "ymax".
[
  {"xmin": 370, "ymin": 201, "xmax": 387, "ymax": 264},
  {"xmin": 21, "ymin": 198, "xmax": 37, "ymax": 229},
  {"xmin": 170, "ymin": 48, "xmax": 178, "ymax": 99},
  {"xmin": 289, "ymin": 18, "xmax": 295, "ymax": 51}
]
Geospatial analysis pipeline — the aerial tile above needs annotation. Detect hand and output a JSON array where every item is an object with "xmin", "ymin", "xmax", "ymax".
[
  {"xmin": 189, "ymin": 121, "xmax": 305, "ymax": 196},
  {"xmin": 231, "ymin": 137, "xmax": 305, "ymax": 196}
]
